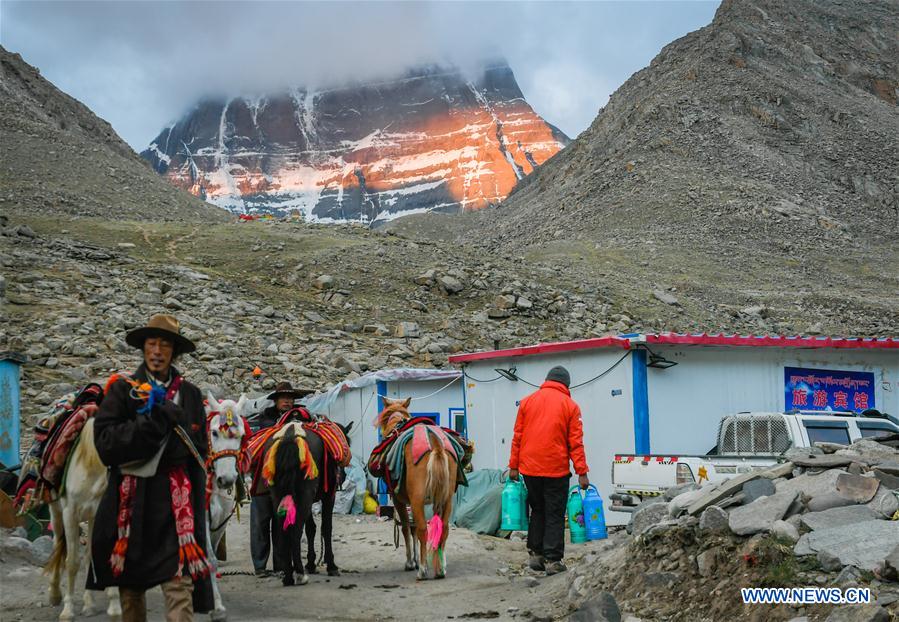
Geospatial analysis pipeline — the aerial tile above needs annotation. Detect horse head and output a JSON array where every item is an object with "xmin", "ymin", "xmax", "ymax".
[
  {"xmin": 376, "ymin": 397, "xmax": 411, "ymax": 437},
  {"xmin": 206, "ymin": 391, "xmax": 248, "ymax": 490}
]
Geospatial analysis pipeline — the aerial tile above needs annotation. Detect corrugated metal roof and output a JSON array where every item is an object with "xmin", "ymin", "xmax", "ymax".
[{"xmin": 448, "ymin": 333, "xmax": 899, "ymax": 364}]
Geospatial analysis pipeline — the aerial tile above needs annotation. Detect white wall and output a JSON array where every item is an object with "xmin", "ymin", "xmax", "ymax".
[
  {"xmin": 463, "ymin": 348, "xmax": 634, "ymax": 524},
  {"xmin": 646, "ymin": 345, "xmax": 899, "ymax": 456},
  {"xmin": 314, "ymin": 377, "xmax": 465, "ymax": 466}
]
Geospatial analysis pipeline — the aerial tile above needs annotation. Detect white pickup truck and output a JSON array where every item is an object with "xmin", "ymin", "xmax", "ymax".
[{"xmin": 610, "ymin": 410, "xmax": 899, "ymax": 512}]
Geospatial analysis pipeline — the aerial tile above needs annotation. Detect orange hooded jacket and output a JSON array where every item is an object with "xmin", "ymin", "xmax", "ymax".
[{"xmin": 508, "ymin": 380, "xmax": 589, "ymax": 477}]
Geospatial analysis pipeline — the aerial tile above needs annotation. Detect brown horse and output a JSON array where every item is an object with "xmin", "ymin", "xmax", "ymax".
[{"xmin": 377, "ymin": 397, "xmax": 457, "ymax": 580}]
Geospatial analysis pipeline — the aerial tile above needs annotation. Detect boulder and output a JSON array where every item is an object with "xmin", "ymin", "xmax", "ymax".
[
  {"xmin": 833, "ymin": 565, "xmax": 863, "ymax": 585},
  {"xmin": 569, "ymin": 592, "xmax": 621, "ymax": 622},
  {"xmin": 790, "ymin": 455, "xmax": 853, "ymax": 468},
  {"xmin": 882, "ymin": 544, "xmax": 899, "ymax": 581},
  {"xmin": 0, "ymin": 536, "xmax": 36, "ymax": 564},
  {"xmin": 808, "ymin": 493, "xmax": 857, "ymax": 512},
  {"xmin": 776, "ymin": 469, "xmax": 845, "ymax": 500},
  {"xmin": 437, "ymin": 275, "xmax": 464, "ymax": 295},
  {"xmin": 668, "ymin": 489, "xmax": 706, "ymax": 517},
  {"xmin": 395, "ymin": 322, "xmax": 421, "ymax": 338},
  {"xmin": 314, "ymin": 275, "xmax": 335, "ymax": 290},
  {"xmin": 794, "ymin": 520, "xmax": 899, "ymax": 570},
  {"xmin": 696, "ymin": 548, "xmax": 718, "ymax": 577},
  {"xmin": 817, "ymin": 549, "xmax": 843, "ymax": 572},
  {"xmin": 652, "ymin": 290, "xmax": 679, "ymax": 306},
  {"xmin": 630, "ymin": 502, "xmax": 670, "ymax": 537},
  {"xmin": 835, "ymin": 473, "xmax": 880, "ymax": 503},
  {"xmin": 839, "ymin": 439, "xmax": 899, "ymax": 461},
  {"xmin": 30, "ymin": 535, "xmax": 54, "ymax": 566},
  {"xmin": 800, "ymin": 505, "xmax": 878, "ymax": 531},
  {"xmin": 866, "ymin": 485, "xmax": 899, "ymax": 517},
  {"xmin": 728, "ymin": 491, "xmax": 798, "ymax": 535},
  {"xmin": 698, "ymin": 506, "xmax": 729, "ymax": 533},
  {"xmin": 772, "ymin": 520, "xmax": 800, "ymax": 543},
  {"xmin": 687, "ymin": 472, "xmax": 762, "ymax": 515},
  {"xmin": 742, "ymin": 479, "xmax": 776, "ymax": 504},
  {"xmin": 823, "ymin": 605, "xmax": 889, "ymax": 622}
]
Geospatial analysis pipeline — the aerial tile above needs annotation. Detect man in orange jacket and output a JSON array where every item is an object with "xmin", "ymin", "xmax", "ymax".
[{"xmin": 509, "ymin": 365, "xmax": 589, "ymax": 575}]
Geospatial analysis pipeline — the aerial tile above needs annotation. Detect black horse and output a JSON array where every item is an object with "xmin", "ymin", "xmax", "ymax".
[
  {"xmin": 303, "ymin": 421, "xmax": 353, "ymax": 577},
  {"xmin": 270, "ymin": 420, "xmax": 353, "ymax": 585}
]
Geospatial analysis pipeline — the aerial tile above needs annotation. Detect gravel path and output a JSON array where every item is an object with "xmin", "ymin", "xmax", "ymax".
[{"xmin": 2, "ymin": 513, "xmax": 602, "ymax": 621}]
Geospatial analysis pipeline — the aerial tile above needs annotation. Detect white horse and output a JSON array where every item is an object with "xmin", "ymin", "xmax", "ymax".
[
  {"xmin": 46, "ymin": 417, "xmax": 122, "ymax": 621},
  {"xmin": 204, "ymin": 393, "xmax": 249, "ymax": 622}
]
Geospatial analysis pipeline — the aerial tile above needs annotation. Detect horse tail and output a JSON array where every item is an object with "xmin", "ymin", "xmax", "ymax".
[
  {"xmin": 44, "ymin": 529, "xmax": 66, "ymax": 577},
  {"xmin": 273, "ymin": 426, "xmax": 299, "ymax": 501},
  {"xmin": 425, "ymin": 434, "xmax": 452, "ymax": 519}
]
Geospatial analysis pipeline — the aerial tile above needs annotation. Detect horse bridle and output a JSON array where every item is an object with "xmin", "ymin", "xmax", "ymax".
[{"xmin": 205, "ymin": 409, "xmax": 249, "ymax": 471}]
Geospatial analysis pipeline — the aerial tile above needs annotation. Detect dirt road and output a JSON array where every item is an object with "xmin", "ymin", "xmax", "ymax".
[{"xmin": 2, "ymin": 514, "xmax": 612, "ymax": 621}]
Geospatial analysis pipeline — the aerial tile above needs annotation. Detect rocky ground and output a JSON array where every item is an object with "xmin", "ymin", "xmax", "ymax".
[{"xmin": 1, "ymin": 513, "xmax": 623, "ymax": 622}]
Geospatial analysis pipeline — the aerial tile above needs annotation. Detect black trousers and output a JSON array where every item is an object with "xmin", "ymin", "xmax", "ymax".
[
  {"xmin": 250, "ymin": 495, "xmax": 286, "ymax": 572},
  {"xmin": 523, "ymin": 475, "xmax": 569, "ymax": 562}
]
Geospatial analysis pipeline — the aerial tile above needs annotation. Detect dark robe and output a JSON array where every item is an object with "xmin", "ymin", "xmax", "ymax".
[{"xmin": 88, "ymin": 364, "xmax": 213, "ymax": 613}]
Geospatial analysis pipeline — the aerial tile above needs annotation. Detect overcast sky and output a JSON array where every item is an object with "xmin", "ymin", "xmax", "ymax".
[{"xmin": 1, "ymin": 1, "xmax": 719, "ymax": 149}]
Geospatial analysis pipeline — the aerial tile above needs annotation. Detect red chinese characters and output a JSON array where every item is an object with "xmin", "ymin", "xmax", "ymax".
[
  {"xmin": 833, "ymin": 391, "xmax": 849, "ymax": 409},
  {"xmin": 813, "ymin": 390, "xmax": 828, "ymax": 408},
  {"xmin": 853, "ymin": 392, "xmax": 869, "ymax": 410},
  {"xmin": 792, "ymin": 388, "xmax": 808, "ymax": 407}
]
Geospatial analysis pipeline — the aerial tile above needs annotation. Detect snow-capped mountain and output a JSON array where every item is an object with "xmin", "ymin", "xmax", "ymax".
[{"xmin": 141, "ymin": 62, "xmax": 568, "ymax": 223}]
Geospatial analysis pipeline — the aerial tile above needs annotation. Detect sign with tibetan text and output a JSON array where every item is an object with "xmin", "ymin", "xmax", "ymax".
[{"xmin": 784, "ymin": 367, "xmax": 875, "ymax": 413}]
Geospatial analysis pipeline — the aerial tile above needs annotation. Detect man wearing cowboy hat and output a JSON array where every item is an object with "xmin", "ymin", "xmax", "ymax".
[
  {"xmin": 249, "ymin": 381, "xmax": 313, "ymax": 576},
  {"xmin": 89, "ymin": 314, "xmax": 213, "ymax": 621}
]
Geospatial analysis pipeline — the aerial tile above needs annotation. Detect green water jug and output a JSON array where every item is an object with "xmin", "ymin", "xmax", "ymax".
[
  {"xmin": 567, "ymin": 485, "xmax": 587, "ymax": 543},
  {"xmin": 501, "ymin": 477, "xmax": 528, "ymax": 531}
]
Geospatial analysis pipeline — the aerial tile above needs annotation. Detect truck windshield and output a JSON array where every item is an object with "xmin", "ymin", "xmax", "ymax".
[{"xmin": 804, "ymin": 423, "xmax": 850, "ymax": 445}]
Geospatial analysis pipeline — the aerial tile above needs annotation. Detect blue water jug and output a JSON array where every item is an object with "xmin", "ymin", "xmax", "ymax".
[
  {"xmin": 501, "ymin": 477, "xmax": 528, "ymax": 531},
  {"xmin": 582, "ymin": 485, "xmax": 608, "ymax": 540},
  {"xmin": 567, "ymin": 486, "xmax": 587, "ymax": 543}
]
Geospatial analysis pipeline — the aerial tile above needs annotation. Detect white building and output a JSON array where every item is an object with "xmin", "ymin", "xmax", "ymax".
[
  {"xmin": 304, "ymin": 368, "xmax": 466, "ymax": 506},
  {"xmin": 449, "ymin": 333, "xmax": 899, "ymax": 525}
]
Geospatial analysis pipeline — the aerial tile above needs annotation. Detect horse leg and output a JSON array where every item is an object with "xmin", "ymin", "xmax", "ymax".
[
  {"xmin": 59, "ymin": 504, "xmax": 80, "ymax": 621},
  {"xmin": 410, "ymin": 501, "xmax": 429, "ymax": 581},
  {"xmin": 435, "ymin": 496, "xmax": 454, "ymax": 580},
  {"xmin": 48, "ymin": 502, "xmax": 64, "ymax": 607},
  {"xmin": 303, "ymin": 514, "xmax": 317, "ymax": 575},
  {"xmin": 206, "ymin": 515, "xmax": 227, "ymax": 621},
  {"xmin": 81, "ymin": 515, "xmax": 99, "ymax": 616},
  {"xmin": 395, "ymin": 502, "xmax": 416, "ymax": 571},
  {"xmin": 321, "ymin": 491, "xmax": 339, "ymax": 576},
  {"xmin": 105, "ymin": 588, "xmax": 122, "ymax": 620}
]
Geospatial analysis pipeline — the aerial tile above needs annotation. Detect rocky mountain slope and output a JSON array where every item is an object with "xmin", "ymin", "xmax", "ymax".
[
  {"xmin": 140, "ymin": 62, "xmax": 568, "ymax": 223},
  {"xmin": 476, "ymin": 0, "xmax": 898, "ymax": 248},
  {"xmin": 0, "ymin": 46, "xmax": 226, "ymax": 222},
  {"xmin": 420, "ymin": 0, "xmax": 898, "ymax": 337}
]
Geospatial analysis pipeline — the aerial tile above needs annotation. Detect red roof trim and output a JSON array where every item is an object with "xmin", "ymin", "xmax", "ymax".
[
  {"xmin": 448, "ymin": 333, "xmax": 898, "ymax": 364},
  {"xmin": 448, "ymin": 336, "xmax": 631, "ymax": 363},
  {"xmin": 644, "ymin": 333, "xmax": 899, "ymax": 349}
]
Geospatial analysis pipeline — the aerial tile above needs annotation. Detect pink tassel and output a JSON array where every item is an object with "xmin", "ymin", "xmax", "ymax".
[
  {"xmin": 426, "ymin": 514, "xmax": 443, "ymax": 550},
  {"xmin": 278, "ymin": 496, "xmax": 297, "ymax": 530}
]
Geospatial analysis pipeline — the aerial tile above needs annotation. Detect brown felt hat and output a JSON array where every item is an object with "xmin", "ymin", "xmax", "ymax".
[
  {"xmin": 125, "ymin": 313, "xmax": 196, "ymax": 355},
  {"xmin": 266, "ymin": 381, "xmax": 314, "ymax": 401}
]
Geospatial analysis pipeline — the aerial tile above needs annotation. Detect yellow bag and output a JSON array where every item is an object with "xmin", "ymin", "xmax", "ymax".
[{"xmin": 363, "ymin": 492, "xmax": 378, "ymax": 514}]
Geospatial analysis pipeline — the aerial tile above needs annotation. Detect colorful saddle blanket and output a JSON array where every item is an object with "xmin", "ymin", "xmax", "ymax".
[
  {"xmin": 15, "ymin": 383, "xmax": 104, "ymax": 511},
  {"xmin": 247, "ymin": 409, "xmax": 351, "ymax": 495},
  {"xmin": 367, "ymin": 417, "xmax": 471, "ymax": 495}
]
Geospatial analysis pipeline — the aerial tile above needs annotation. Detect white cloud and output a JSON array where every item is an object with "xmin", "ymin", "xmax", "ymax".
[{"xmin": 0, "ymin": 1, "xmax": 719, "ymax": 147}]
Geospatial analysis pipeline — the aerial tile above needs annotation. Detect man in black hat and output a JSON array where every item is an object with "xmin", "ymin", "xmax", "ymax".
[
  {"xmin": 249, "ymin": 381, "xmax": 312, "ymax": 576},
  {"xmin": 89, "ymin": 313, "xmax": 213, "ymax": 621}
]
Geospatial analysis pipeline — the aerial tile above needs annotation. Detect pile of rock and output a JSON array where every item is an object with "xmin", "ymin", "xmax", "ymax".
[{"xmin": 569, "ymin": 436, "xmax": 899, "ymax": 621}]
